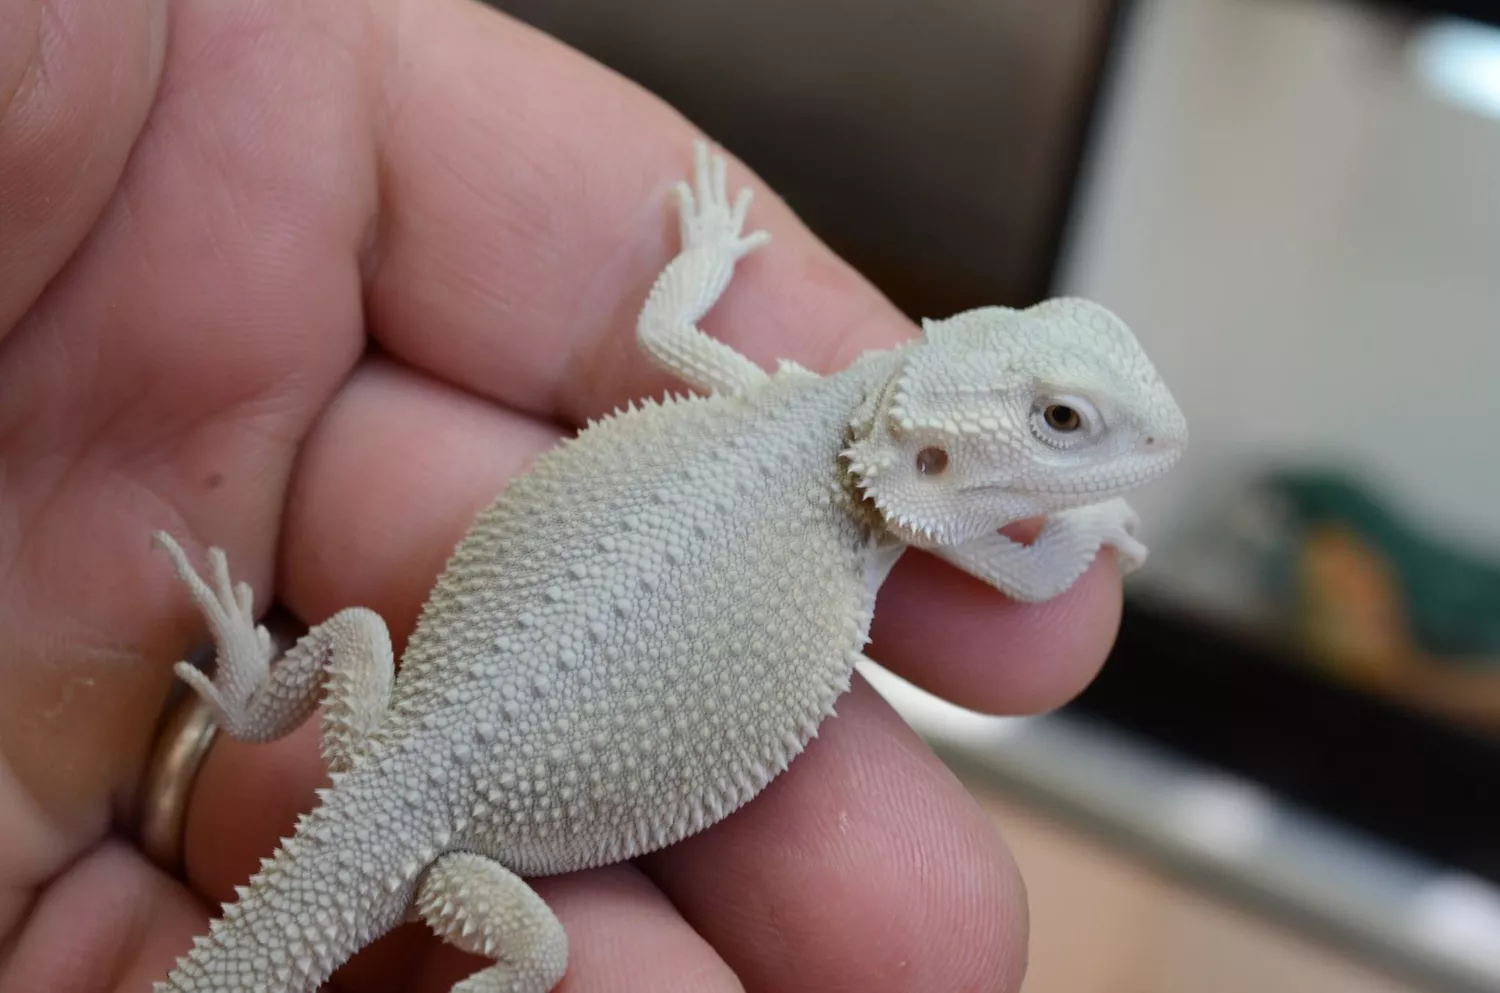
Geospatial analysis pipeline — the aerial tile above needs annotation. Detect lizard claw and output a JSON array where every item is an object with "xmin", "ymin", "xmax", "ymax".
[
  {"xmin": 676, "ymin": 139, "xmax": 771, "ymax": 261},
  {"xmin": 154, "ymin": 531, "xmax": 275, "ymax": 734}
]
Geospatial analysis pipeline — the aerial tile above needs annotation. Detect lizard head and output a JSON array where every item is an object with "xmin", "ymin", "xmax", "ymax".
[{"xmin": 843, "ymin": 298, "xmax": 1187, "ymax": 547}]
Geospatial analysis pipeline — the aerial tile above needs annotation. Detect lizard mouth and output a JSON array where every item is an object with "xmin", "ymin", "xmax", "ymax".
[{"xmin": 966, "ymin": 452, "xmax": 1181, "ymax": 498}]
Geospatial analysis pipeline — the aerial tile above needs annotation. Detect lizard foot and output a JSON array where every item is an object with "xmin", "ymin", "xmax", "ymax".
[
  {"xmin": 674, "ymin": 139, "xmax": 770, "ymax": 262},
  {"xmin": 416, "ymin": 852, "xmax": 568, "ymax": 993},
  {"xmin": 154, "ymin": 531, "xmax": 277, "ymax": 736},
  {"xmin": 1081, "ymin": 497, "xmax": 1149, "ymax": 574}
]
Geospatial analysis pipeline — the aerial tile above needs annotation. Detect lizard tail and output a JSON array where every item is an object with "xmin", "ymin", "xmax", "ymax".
[{"xmin": 154, "ymin": 783, "xmax": 435, "ymax": 992}]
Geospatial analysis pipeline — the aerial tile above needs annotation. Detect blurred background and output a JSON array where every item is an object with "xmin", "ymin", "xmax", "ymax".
[{"xmin": 491, "ymin": 0, "xmax": 1500, "ymax": 988}]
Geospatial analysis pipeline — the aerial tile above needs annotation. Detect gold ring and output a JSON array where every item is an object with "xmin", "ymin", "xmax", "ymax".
[
  {"xmin": 136, "ymin": 685, "xmax": 218, "ymax": 875},
  {"xmin": 135, "ymin": 604, "xmax": 304, "ymax": 875}
]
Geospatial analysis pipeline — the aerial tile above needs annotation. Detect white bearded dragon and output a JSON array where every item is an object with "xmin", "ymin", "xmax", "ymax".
[{"xmin": 152, "ymin": 141, "xmax": 1187, "ymax": 992}]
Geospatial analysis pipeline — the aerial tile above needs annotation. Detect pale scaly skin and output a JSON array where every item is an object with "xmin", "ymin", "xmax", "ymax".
[{"xmin": 153, "ymin": 141, "xmax": 1188, "ymax": 992}]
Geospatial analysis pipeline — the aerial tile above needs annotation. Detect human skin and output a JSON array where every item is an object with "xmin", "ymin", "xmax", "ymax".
[{"xmin": 0, "ymin": 0, "xmax": 1124, "ymax": 989}]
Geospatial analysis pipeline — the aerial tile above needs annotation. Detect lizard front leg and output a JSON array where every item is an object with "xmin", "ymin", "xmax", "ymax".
[
  {"xmin": 155, "ymin": 532, "xmax": 393, "ymax": 773},
  {"xmin": 635, "ymin": 140, "xmax": 772, "ymax": 397},
  {"xmin": 932, "ymin": 498, "xmax": 1148, "ymax": 603},
  {"xmin": 415, "ymin": 852, "xmax": 568, "ymax": 993}
]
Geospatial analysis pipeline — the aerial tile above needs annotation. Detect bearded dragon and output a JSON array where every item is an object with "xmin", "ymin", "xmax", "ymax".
[{"xmin": 153, "ymin": 141, "xmax": 1187, "ymax": 992}]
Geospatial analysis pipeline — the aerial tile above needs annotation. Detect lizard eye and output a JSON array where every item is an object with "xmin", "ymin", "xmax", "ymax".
[
  {"xmin": 1044, "ymin": 405, "xmax": 1081, "ymax": 432},
  {"xmin": 915, "ymin": 446, "xmax": 949, "ymax": 475},
  {"xmin": 1031, "ymin": 395, "xmax": 1101, "ymax": 449}
]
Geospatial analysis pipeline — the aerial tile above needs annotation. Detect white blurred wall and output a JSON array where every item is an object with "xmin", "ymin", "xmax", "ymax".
[{"xmin": 1060, "ymin": 0, "xmax": 1500, "ymax": 593}]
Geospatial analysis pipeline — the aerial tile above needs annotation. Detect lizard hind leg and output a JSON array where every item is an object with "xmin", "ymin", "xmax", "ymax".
[
  {"xmin": 415, "ymin": 853, "xmax": 568, "ymax": 993},
  {"xmin": 155, "ymin": 532, "xmax": 394, "ymax": 773}
]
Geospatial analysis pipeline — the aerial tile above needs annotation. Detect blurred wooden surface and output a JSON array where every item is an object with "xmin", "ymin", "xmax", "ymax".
[{"xmin": 976, "ymin": 790, "xmax": 1426, "ymax": 993}]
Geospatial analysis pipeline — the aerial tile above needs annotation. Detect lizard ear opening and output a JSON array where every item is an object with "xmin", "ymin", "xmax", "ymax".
[
  {"xmin": 915, "ymin": 446, "xmax": 949, "ymax": 475},
  {"xmin": 843, "ymin": 429, "xmax": 969, "ymax": 547}
]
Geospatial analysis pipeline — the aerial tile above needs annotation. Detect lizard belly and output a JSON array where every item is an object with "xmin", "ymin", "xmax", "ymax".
[
  {"xmin": 391, "ymin": 379, "xmax": 877, "ymax": 875},
  {"xmin": 485, "ymin": 573, "xmax": 866, "ymax": 876}
]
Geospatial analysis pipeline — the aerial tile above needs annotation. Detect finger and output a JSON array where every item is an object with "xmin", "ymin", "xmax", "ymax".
[
  {"xmin": 739, "ymin": 229, "xmax": 772, "ymax": 257},
  {"xmin": 641, "ymin": 679, "xmax": 1026, "ymax": 993},
  {"xmin": 0, "ymin": 839, "xmax": 214, "ymax": 992},
  {"xmin": 364, "ymin": 0, "xmax": 910, "ymax": 425},
  {"xmin": 869, "ymin": 546, "xmax": 1124, "ymax": 715},
  {"xmin": 711, "ymin": 143, "xmax": 728, "ymax": 207},
  {"xmin": 333, "ymin": 865, "xmax": 744, "ymax": 993},
  {"xmin": 276, "ymin": 358, "xmax": 565, "ymax": 641},
  {"xmin": 0, "ymin": 0, "xmax": 166, "ymax": 338},
  {"xmin": 209, "ymin": 548, "xmax": 238, "ymax": 615},
  {"xmin": 0, "ymin": 0, "xmax": 378, "ymax": 870},
  {"xmin": 696, "ymin": 137, "xmax": 713, "ymax": 204},
  {"xmin": 730, "ymin": 187, "xmax": 752, "ymax": 233},
  {"xmin": 675, "ymin": 180, "xmax": 695, "ymax": 243},
  {"xmin": 524, "ymin": 868, "xmax": 744, "ymax": 993}
]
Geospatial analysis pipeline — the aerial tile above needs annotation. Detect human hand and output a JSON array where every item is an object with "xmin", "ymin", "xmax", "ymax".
[{"xmin": 0, "ymin": 1, "xmax": 1125, "ymax": 989}]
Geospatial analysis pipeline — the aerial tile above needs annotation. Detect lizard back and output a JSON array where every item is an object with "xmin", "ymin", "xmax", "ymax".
[{"xmin": 386, "ymin": 367, "xmax": 882, "ymax": 875}]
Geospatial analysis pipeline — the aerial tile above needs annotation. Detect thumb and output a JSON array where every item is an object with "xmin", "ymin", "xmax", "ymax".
[{"xmin": 0, "ymin": 0, "xmax": 166, "ymax": 338}]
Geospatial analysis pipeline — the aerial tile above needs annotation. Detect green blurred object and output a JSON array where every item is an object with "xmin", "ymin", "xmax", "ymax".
[{"xmin": 1260, "ymin": 469, "xmax": 1500, "ymax": 665}]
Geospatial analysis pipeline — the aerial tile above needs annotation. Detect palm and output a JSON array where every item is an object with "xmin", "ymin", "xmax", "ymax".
[{"xmin": 0, "ymin": 1, "xmax": 1122, "ymax": 990}]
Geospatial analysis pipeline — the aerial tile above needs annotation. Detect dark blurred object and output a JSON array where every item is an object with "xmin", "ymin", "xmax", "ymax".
[
  {"xmin": 1376, "ymin": 0, "xmax": 1500, "ymax": 29},
  {"xmin": 1071, "ymin": 599, "xmax": 1500, "ymax": 886},
  {"xmin": 490, "ymin": 0, "xmax": 1122, "ymax": 319}
]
